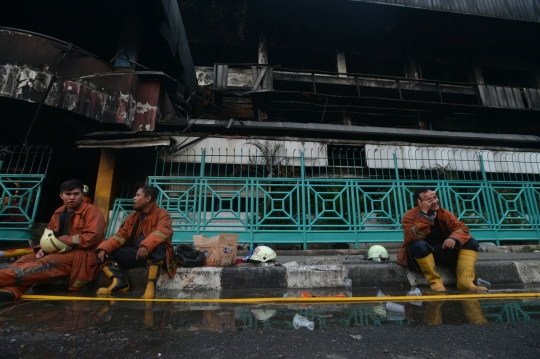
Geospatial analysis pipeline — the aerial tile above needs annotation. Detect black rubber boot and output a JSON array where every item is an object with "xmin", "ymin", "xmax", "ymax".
[
  {"xmin": 0, "ymin": 289, "xmax": 15, "ymax": 302},
  {"xmin": 96, "ymin": 262, "xmax": 130, "ymax": 296}
]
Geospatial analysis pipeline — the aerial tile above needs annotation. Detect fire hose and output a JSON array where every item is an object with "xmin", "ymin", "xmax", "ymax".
[{"xmin": 0, "ymin": 248, "xmax": 34, "ymax": 259}]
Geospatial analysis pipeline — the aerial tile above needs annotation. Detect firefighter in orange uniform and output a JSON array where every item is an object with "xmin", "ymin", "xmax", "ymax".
[
  {"xmin": 95, "ymin": 185, "xmax": 178, "ymax": 299},
  {"xmin": 0, "ymin": 179, "xmax": 105, "ymax": 301}
]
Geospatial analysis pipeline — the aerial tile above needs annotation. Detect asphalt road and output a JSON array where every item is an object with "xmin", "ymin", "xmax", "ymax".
[
  {"xmin": 1, "ymin": 299, "xmax": 539, "ymax": 359},
  {"xmin": 1, "ymin": 320, "xmax": 539, "ymax": 359}
]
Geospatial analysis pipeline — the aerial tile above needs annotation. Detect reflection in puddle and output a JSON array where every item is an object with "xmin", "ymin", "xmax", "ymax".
[{"xmin": 1, "ymin": 298, "xmax": 539, "ymax": 333}]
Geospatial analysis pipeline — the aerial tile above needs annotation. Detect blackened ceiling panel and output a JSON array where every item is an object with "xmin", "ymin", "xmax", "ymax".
[{"xmin": 352, "ymin": 0, "xmax": 540, "ymax": 22}]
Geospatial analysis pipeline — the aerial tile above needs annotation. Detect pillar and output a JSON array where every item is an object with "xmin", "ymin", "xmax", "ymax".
[
  {"xmin": 337, "ymin": 52, "xmax": 347, "ymax": 78},
  {"xmin": 94, "ymin": 148, "xmax": 116, "ymax": 223}
]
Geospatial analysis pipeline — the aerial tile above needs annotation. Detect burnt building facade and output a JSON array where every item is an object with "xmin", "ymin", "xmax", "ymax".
[
  {"xmin": 1, "ymin": 1, "xmax": 540, "ymax": 246},
  {"xmin": 185, "ymin": 0, "xmax": 540, "ymax": 145}
]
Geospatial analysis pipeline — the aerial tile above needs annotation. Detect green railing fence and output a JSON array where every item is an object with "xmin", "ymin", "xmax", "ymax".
[
  {"xmin": 107, "ymin": 144, "xmax": 540, "ymax": 247},
  {"xmin": 0, "ymin": 145, "xmax": 52, "ymax": 241}
]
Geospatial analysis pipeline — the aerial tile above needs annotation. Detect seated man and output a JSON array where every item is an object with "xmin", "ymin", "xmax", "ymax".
[
  {"xmin": 0, "ymin": 179, "xmax": 105, "ymax": 301},
  {"xmin": 96, "ymin": 185, "xmax": 177, "ymax": 299},
  {"xmin": 397, "ymin": 187, "xmax": 487, "ymax": 292}
]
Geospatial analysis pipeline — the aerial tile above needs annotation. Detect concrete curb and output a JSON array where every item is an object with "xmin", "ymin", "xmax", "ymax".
[
  {"xmin": 44, "ymin": 258, "xmax": 540, "ymax": 296},
  {"xmin": 124, "ymin": 260, "xmax": 540, "ymax": 293}
]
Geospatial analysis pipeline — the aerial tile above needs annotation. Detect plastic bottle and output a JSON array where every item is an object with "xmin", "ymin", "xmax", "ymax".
[
  {"xmin": 292, "ymin": 313, "xmax": 315, "ymax": 330},
  {"xmin": 376, "ymin": 290, "xmax": 387, "ymax": 297}
]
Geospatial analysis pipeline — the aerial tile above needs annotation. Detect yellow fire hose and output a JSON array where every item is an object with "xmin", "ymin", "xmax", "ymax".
[
  {"xmin": 0, "ymin": 248, "xmax": 34, "ymax": 259},
  {"xmin": 20, "ymin": 292, "xmax": 540, "ymax": 304}
]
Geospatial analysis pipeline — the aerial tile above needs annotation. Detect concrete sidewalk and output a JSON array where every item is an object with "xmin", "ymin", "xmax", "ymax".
[
  {"xmin": 2, "ymin": 245, "xmax": 539, "ymax": 297},
  {"xmin": 85, "ymin": 245, "xmax": 540, "ymax": 296},
  {"xmin": 150, "ymin": 250, "xmax": 540, "ymax": 294}
]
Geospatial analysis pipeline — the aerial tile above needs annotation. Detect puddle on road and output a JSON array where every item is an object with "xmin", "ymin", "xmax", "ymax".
[{"xmin": 1, "ymin": 285, "xmax": 539, "ymax": 333}]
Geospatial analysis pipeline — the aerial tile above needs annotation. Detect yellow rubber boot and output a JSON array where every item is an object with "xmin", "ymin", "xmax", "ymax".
[
  {"xmin": 422, "ymin": 301, "xmax": 444, "ymax": 325},
  {"xmin": 141, "ymin": 261, "xmax": 162, "ymax": 299},
  {"xmin": 96, "ymin": 262, "xmax": 130, "ymax": 296},
  {"xmin": 456, "ymin": 249, "xmax": 488, "ymax": 291},
  {"xmin": 415, "ymin": 253, "xmax": 446, "ymax": 292},
  {"xmin": 461, "ymin": 300, "xmax": 488, "ymax": 324}
]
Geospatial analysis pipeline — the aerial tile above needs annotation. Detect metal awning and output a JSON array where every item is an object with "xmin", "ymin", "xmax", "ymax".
[
  {"xmin": 189, "ymin": 119, "xmax": 540, "ymax": 144},
  {"xmin": 75, "ymin": 137, "xmax": 171, "ymax": 149}
]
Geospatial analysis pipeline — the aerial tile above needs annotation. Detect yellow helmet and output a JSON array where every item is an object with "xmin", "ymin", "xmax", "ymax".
[{"xmin": 40, "ymin": 229, "xmax": 72, "ymax": 254}]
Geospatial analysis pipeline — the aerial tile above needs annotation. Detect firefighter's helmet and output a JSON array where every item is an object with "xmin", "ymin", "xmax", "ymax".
[{"xmin": 40, "ymin": 229, "xmax": 71, "ymax": 254}]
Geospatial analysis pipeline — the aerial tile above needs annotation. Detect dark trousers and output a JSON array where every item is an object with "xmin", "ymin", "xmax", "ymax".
[
  {"xmin": 406, "ymin": 237, "xmax": 479, "ymax": 272},
  {"xmin": 108, "ymin": 237, "xmax": 167, "ymax": 269}
]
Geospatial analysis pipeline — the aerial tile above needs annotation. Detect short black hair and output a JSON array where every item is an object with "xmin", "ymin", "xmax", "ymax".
[
  {"xmin": 413, "ymin": 187, "xmax": 432, "ymax": 204},
  {"xmin": 60, "ymin": 179, "xmax": 84, "ymax": 193},
  {"xmin": 138, "ymin": 185, "xmax": 158, "ymax": 202}
]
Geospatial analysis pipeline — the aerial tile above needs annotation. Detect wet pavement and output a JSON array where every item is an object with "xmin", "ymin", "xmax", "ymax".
[
  {"xmin": 1, "ymin": 248, "xmax": 540, "ymax": 358},
  {"xmin": 2, "ymin": 285, "xmax": 540, "ymax": 332},
  {"xmin": 1, "ymin": 288, "xmax": 539, "ymax": 359},
  {"xmin": 1, "ymin": 302, "xmax": 540, "ymax": 358}
]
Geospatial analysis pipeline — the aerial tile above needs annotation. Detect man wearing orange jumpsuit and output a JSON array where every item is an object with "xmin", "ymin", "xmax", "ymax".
[
  {"xmin": 95, "ymin": 185, "xmax": 177, "ymax": 299},
  {"xmin": 398, "ymin": 187, "xmax": 487, "ymax": 292},
  {"xmin": 0, "ymin": 179, "xmax": 105, "ymax": 301}
]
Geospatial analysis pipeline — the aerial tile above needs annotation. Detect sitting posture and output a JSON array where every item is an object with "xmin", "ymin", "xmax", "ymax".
[
  {"xmin": 0, "ymin": 179, "xmax": 105, "ymax": 301},
  {"xmin": 96, "ymin": 185, "xmax": 177, "ymax": 298},
  {"xmin": 397, "ymin": 187, "xmax": 487, "ymax": 292}
]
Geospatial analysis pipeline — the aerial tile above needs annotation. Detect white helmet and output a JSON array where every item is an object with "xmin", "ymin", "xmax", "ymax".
[
  {"xmin": 83, "ymin": 185, "xmax": 89, "ymax": 194},
  {"xmin": 40, "ymin": 229, "xmax": 72, "ymax": 254},
  {"xmin": 248, "ymin": 246, "xmax": 276, "ymax": 263},
  {"xmin": 366, "ymin": 245, "xmax": 389, "ymax": 261}
]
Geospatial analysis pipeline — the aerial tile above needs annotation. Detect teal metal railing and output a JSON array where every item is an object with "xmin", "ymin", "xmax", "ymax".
[
  {"xmin": 0, "ymin": 145, "xmax": 52, "ymax": 241},
  {"xmin": 107, "ymin": 145, "xmax": 540, "ymax": 247}
]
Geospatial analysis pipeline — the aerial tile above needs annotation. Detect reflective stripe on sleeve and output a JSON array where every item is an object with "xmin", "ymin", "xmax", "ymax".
[
  {"xmin": 111, "ymin": 235, "xmax": 125, "ymax": 245},
  {"xmin": 151, "ymin": 231, "xmax": 168, "ymax": 242}
]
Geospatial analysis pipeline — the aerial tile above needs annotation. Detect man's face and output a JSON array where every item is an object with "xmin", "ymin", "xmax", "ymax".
[
  {"xmin": 60, "ymin": 188, "xmax": 84, "ymax": 211},
  {"xmin": 418, "ymin": 190, "xmax": 440, "ymax": 212},
  {"xmin": 133, "ymin": 189, "xmax": 151, "ymax": 211}
]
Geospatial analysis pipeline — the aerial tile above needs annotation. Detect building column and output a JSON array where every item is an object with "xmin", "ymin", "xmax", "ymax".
[
  {"xmin": 257, "ymin": 34, "xmax": 269, "ymax": 121},
  {"xmin": 341, "ymin": 111, "xmax": 352, "ymax": 126},
  {"xmin": 94, "ymin": 148, "xmax": 116, "ymax": 223},
  {"xmin": 337, "ymin": 52, "xmax": 347, "ymax": 77},
  {"xmin": 406, "ymin": 48, "xmax": 420, "ymax": 79},
  {"xmin": 470, "ymin": 53, "xmax": 485, "ymax": 84},
  {"xmin": 258, "ymin": 34, "xmax": 268, "ymax": 64}
]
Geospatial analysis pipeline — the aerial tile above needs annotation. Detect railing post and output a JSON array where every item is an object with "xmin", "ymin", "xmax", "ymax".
[
  {"xmin": 199, "ymin": 149, "xmax": 206, "ymax": 178},
  {"xmin": 392, "ymin": 153, "xmax": 405, "ymax": 229},
  {"xmin": 479, "ymin": 154, "xmax": 487, "ymax": 182},
  {"xmin": 393, "ymin": 153, "xmax": 400, "ymax": 181},
  {"xmin": 479, "ymin": 154, "xmax": 500, "ymax": 245},
  {"xmin": 301, "ymin": 151, "xmax": 307, "ymax": 249},
  {"xmin": 195, "ymin": 149, "xmax": 206, "ymax": 234}
]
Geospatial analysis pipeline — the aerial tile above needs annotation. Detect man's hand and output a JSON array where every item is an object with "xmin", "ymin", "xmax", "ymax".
[
  {"xmin": 96, "ymin": 249, "xmax": 108, "ymax": 263},
  {"xmin": 417, "ymin": 198, "xmax": 433, "ymax": 214},
  {"xmin": 136, "ymin": 246, "xmax": 149, "ymax": 260},
  {"xmin": 442, "ymin": 238, "xmax": 456, "ymax": 250},
  {"xmin": 35, "ymin": 249, "xmax": 45, "ymax": 259}
]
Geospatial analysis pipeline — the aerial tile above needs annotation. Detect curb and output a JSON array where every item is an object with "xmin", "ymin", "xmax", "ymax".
[{"xmin": 123, "ymin": 260, "xmax": 540, "ymax": 293}]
